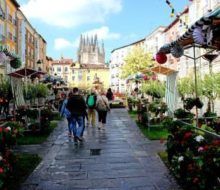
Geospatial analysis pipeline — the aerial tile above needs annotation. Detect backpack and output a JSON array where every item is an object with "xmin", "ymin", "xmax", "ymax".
[{"xmin": 87, "ymin": 95, "xmax": 95, "ymax": 108}]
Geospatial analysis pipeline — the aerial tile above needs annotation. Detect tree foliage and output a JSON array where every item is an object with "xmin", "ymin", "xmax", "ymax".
[
  {"xmin": 141, "ymin": 80, "xmax": 165, "ymax": 99},
  {"xmin": 202, "ymin": 73, "xmax": 220, "ymax": 111},
  {"xmin": 177, "ymin": 74, "xmax": 203, "ymax": 98},
  {"xmin": 202, "ymin": 73, "xmax": 220, "ymax": 100},
  {"xmin": 121, "ymin": 46, "xmax": 155, "ymax": 79}
]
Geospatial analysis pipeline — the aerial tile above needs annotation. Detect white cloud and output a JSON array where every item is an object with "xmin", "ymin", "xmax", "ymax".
[
  {"xmin": 21, "ymin": 0, "xmax": 122, "ymax": 28},
  {"xmin": 82, "ymin": 26, "xmax": 121, "ymax": 40},
  {"xmin": 54, "ymin": 26, "xmax": 121, "ymax": 50},
  {"xmin": 54, "ymin": 38, "xmax": 73, "ymax": 50}
]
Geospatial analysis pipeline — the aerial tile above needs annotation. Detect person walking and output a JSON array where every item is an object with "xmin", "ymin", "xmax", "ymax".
[
  {"xmin": 86, "ymin": 89, "xmax": 97, "ymax": 127},
  {"xmin": 96, "ymin": 90, "xmax": 110, "ymax": 130},
  {"xmin": 80, "ymin": 91, "xmax": 88, "ymax": 137},
  {"xmin": 60, "ymin": 92, "xmax": 72, "ymax": 137},
  {"xmin": 106, "ymin": 88, "xmax": 114, "ymax": 101},
  {"xmin": 66, "ymin": 87, "xmax": 87, "ymax": 142}
]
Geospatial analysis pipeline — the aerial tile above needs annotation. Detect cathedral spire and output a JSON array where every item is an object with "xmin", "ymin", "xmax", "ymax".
[
  {"xmin": 79, "ymin": 34, "xmax": 83, "ymax": 51},
  {"xmin": 94, "ymin": 34, "xmax": 98, "ymax": 47},
  {"xmin": 101, "ymin": 40, "xmax": 105, "ymax": 54}
]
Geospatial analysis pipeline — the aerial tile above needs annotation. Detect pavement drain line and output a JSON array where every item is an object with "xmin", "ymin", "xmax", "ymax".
[{"xmin": 90, "ymin": 149, "xmax": 101, "ymax": 156}]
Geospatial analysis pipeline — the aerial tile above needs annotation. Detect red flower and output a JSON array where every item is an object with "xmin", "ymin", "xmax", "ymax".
[
  {"xmin": 203, "ymin": 145, "xmax": 209, "ymax": 151},
  {"xmin": 183, "ymin": 132, "xmax": 192, "ymax": 140},
  {"xmin": 187, "ymin": 164, "xmax": 194, "ymax": 171},
  {"xmin": 0, "ymin": 167, "xmax": 4, "ymax": 174},
  {"xmin": 212, "ymin": 140, "xmax": 220, "ymax": 146}
]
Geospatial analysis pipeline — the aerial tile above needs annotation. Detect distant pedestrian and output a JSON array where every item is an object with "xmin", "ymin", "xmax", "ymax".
[
  {"xmin": 106, "ymin": 88, "xmax": 114, "ymax": 101},
  {"xmin": 60, "ymin": 93, "xmax": 72, "ymax": 137},
  {"xmin": 80, "ymin": 91, "xmax": 88, "ymax": 137},
  {"xmin": 96, "ymin": 90, "xmax": 110, "ymax": 129},
  {"xmin": 66, "ymin": 87, "xmax": 87, "ymax": 143},
  {"xmin": 86, "ymin": 89, "xmax": 97, "ymax": 127}
]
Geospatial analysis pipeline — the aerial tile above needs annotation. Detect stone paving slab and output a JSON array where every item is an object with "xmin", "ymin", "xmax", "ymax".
[{"xmin": 18, "ymin": 108, "xmax": 180, "ymax": 190}]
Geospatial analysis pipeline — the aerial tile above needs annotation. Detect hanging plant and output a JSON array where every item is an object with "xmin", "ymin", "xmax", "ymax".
[
  {"xmin": 194, "ymin": 98, "xmax": 203, "ymax": 109},
  {"xmin": 10, "ymin": 57, "xmax": 22, "ymax": 69},
  {"xmin": 184, "ymin": 97, "xmax": 195, "ymax": 111}
]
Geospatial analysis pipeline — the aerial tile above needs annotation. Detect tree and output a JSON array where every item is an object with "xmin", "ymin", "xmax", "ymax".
[
  {"xmin": 177, "ymin": 76, "xmax": 194, "ymax": 99},
  {"xmin": 141, "ymin": 80, "xmax": 165, "ymax": 99},
  {"xmin": 177, "ymin": 74, "xmax": 203, "ymax": 99},
  {"xmin": 121, "ymin": 46, "xmax": 155, "ymax": 79},
  {"xmin": 202, "ymin": 73, "xmax": 220, "ymax": 112}
]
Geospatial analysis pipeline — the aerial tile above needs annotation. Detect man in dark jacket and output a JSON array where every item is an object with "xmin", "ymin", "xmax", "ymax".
[{"xmin": 66, "ymin": 87, "xmax": 87, "ymax": 142}]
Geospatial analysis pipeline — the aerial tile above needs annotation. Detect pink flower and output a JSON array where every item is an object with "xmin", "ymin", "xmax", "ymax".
[
  {"xmin": 0, "ymin": 167, "xmax": 4, "ymax": 174},
  {"xmin": 193, "ymin": 177, "xmax": 199, "ymax": 184},
  {"xmin": 198, "ymin": 147, "xmax": 204, "ymax": 152}
]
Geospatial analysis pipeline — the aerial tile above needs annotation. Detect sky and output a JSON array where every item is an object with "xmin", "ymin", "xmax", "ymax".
[{"xmin": 17, "ymin": 0, "xmax": 190, "ymax": 62}]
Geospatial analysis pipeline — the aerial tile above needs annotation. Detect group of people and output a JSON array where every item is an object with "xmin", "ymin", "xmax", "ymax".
[{"xmin": 60, "ymin": 87, "xmax": 114, "ymax": 143}]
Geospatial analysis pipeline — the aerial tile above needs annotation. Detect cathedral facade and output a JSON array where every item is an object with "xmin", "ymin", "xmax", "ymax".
[{"xmin": 77, "ymin": 34, "xmax": 105, "ymax": 65}]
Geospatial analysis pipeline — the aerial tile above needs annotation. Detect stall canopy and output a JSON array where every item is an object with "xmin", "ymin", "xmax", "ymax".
[
  {"xmin": 151, "ymin": 65, "xmax": 177, "ymax": 76},
  {"xmin": 158, "ymin": 7, "xmax": 220, "ymax": 54},
  {"xmin": 8, "ymin": 67, "xmax": 45, "ymax": 78}
]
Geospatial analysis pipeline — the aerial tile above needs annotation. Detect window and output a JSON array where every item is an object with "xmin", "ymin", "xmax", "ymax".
[
  {"xmin": 72, "ymin": 69, "xmax": 74, "ymax": 74},
  {"xmin": 64, "ymin": 76, "xmax": 68, "ymax": 82},
  {"xmin": 72, "ymin": 76, "xmax": 75, "ymax": 80},
  {"xmin": 78, "ymin": 71, "xmax": 82, "ymax": 81},
  {"xmin": 78, "ymin": 75, "xmax": 82, "ymax": 81},
  {"xmin": 57, "ymin": 67, "xmax": 61, "ymax": 72},
  {"xmin": 65, "ymin": 67, "xmax": 68, "ymax": 72},
  {"xmin": 87, "ymin": 76, "xmax": 90, "ymax": 81}
]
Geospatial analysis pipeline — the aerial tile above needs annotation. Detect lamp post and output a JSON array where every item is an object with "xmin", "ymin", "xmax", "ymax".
[{"xmin": 202, "ymin": 53, "xmax": 219, "ymax": 74}]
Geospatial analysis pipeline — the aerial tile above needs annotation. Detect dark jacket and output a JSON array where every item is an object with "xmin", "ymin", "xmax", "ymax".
[
  {"xmin": 106, "ymin": 91, "xmax": 113, "ymax": 101},
  {"xmin": 86, "ymin": 93, "xmax": 97, "ymax": 109},
  {"xmin": 66, "ymin": 95, "xmax": 87, "ymax": 116}
]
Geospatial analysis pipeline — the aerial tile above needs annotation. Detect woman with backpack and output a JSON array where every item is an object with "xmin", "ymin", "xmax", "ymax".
[
  {"xmin": 96, "ymin": 90, "xmax": 110, "ymax": 129},
  {"xmin": 86, "ymin": 90, "xmax": 97, "ymax": 127}
]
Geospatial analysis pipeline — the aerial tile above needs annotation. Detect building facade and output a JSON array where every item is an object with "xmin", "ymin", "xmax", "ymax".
[
  {"xmin": 162, "ymin": 8, "xmax": 189, "ymax": 78},
  {"xmin": 0, "ymin": 0, "xmax": 47, "ymax": 76},
  {"xmin": 0, "ymin": 0, "xmax": 19, "ymax": 74},
  {"xmin": 110, "ymin": 38, "xmax": 145, "ymax": 93},
  {"xmin": 51, "ymin": 57, "xmax": 110, "ymax": 90}
]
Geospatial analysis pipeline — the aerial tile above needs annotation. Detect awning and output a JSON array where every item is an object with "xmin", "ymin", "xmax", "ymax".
[
  {"xmin": 8, "ymin": 67, "xmax": 45, "ymax": 78},
  {"xmin": 158, "ymin": 7, "xmax": 220, "ymax": 54},
  {"xmin": 151, "ymin": 65, "xmax": 177, "ymax": 76}
]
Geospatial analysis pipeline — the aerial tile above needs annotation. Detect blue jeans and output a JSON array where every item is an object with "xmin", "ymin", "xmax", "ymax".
[
  {"xmin": 67, "ymin": 117, "xmax": 72, "ymax": 134},
  {"xmin": 70, "ymin": 115, "xmax": 84, "ymax": 137}
]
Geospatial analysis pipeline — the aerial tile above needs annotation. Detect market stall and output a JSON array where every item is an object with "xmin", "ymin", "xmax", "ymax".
[{"xmin": 155, "ymin": 7, "xmax": 220, "ymax": 126}]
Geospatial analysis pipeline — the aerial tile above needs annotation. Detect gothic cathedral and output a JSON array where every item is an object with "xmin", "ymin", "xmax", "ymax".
[{"xmin": 77, "ymin": 34, "xmax": 105, "ymax": 65}]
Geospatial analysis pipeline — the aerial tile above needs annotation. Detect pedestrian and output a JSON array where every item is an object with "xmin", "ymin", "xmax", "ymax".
[
  {"xmin": 60, "ymin": 92, "xmax": 72, "ymax": 137},
  {"xmin": 106, "ymin": 88, "xmax": 114, "ymax": 101},
  {"xmin": 86, "ymin": 89, "xmax": 97, "ymax": 127},
  {"xmin": 80, "ymin": 91, "xmax": 88, "ymax": 137},
  {"xmin": 66, "ymin": 87, "xmax": 87, "ymax": 142},
  {"xmin": 96, "ymin": 90, "xmax": 110, "ymax": 129}
]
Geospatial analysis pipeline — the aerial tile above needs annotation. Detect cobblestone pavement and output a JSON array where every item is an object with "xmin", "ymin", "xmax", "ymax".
[{"xmin": 18, "ymin": 108, "xmax": 180, "ymax": 190}]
